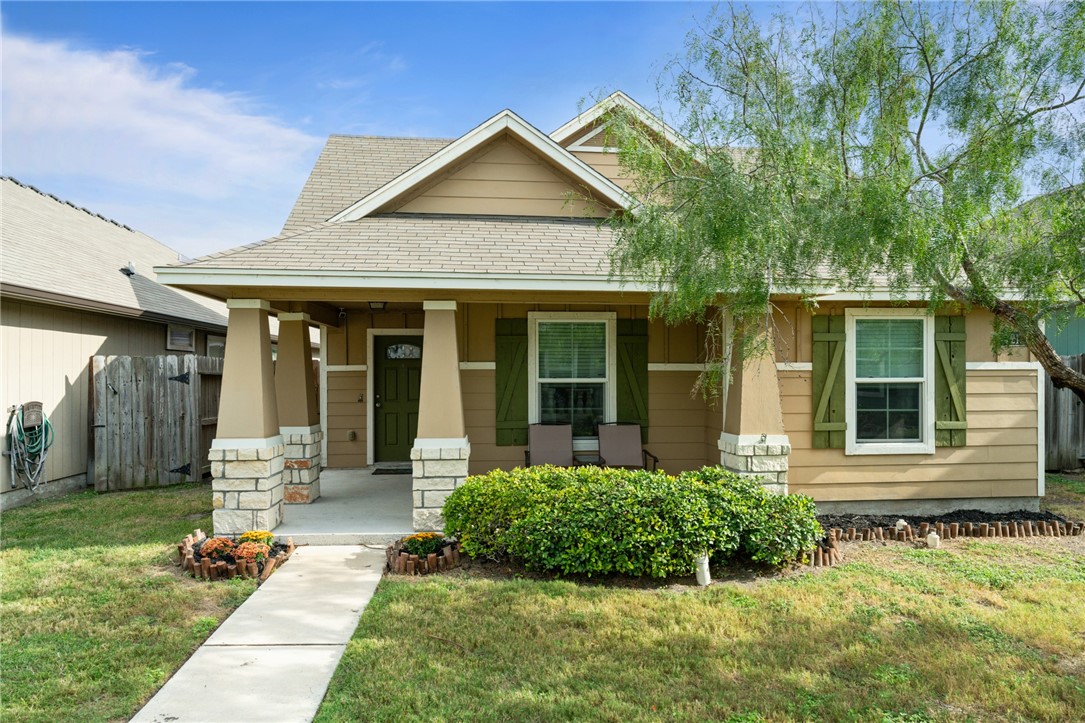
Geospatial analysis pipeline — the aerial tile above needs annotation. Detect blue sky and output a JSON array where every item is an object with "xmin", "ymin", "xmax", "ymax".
[{"xmin": 2, "ymin": 1, "xmax": 726, "ymax": 257}]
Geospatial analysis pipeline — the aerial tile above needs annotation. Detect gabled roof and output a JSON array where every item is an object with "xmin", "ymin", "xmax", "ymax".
[
  {"xmin": 328, "ymin": 109, "xmax": 635, "ymax": 223},
  {"xmin": 1, "ymin": 177, "xmax": 229, "ymax": 329},
  {"xmin": 282, "ymin": 135, "xmax": 452, "ymax": 233},
  {"xmin": 550, "ymin": 91, "xmax": 691, "ymax": 152}
]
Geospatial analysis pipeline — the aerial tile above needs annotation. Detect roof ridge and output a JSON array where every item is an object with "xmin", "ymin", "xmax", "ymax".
[
  {"xmin": 2, "ymin": 176, "xmax": 136, "ymax": 233},
  {"xmin": 328, "ymin": 133, "xmax": 456, "ymax": 142}
]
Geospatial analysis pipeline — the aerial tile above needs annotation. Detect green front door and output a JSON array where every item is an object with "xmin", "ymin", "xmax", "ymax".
[{"xmin": 374, "ymin": 336, "xmax": 423, "ymax": 462}]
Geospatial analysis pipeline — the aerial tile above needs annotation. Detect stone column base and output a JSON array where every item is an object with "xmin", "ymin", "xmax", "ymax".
[
  {"xmin": 410, "ymin": 438, "xmax": 470, "ymax": 531},
  {"xmin": 718, "ymin": 432, "xmax": 790, "ymax": 495},
  {"xmin": 282, "ymin": 425, "xmax": 322, "ymax": 504},
  {"xmin": 209, "ymin": 436, "xmax": 285, "ymax": 535}
]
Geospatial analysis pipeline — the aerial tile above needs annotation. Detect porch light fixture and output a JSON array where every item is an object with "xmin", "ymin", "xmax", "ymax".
[{"xmin": 368, "ymin": 301, "xmax": 387, "ymax": 311}]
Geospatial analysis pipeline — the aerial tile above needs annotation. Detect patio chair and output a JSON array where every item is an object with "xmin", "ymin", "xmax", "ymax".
[
  {"xmin": 524, "ymin": 424, "xmax": 575, "ymax": 467},
  {"xmin": 597, "ymin": 423, "xmax": 659, "ymax": 471}
]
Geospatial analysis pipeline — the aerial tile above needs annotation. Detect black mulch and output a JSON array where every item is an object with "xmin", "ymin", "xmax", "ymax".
[{"xmin": 818, "ymin": 509, "xmax": 1068, "ymax": 531}]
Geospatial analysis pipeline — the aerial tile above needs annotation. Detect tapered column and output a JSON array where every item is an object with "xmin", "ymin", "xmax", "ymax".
[
  {"xmin": 275, "ymin": 313, "xmax": 322, "ymax": 504},
  {"xmin": 718, "ymin": 320, "xmax": 790, "ymax": 494},
  {"xmin": 209, "ymin": 300, "xmax": 285, "ymax": 535},
  {"xmin": 410, "ymin": 301, "xmax": 470, "ymax": 531}
]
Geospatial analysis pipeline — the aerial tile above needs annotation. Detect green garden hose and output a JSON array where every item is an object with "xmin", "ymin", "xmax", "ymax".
[{"xmin": 7, "ymin": 403, "xmax": 54, "ymax": 493}]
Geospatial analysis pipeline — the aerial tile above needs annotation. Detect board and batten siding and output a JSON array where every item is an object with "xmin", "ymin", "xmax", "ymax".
[
  {"xmin": 0, "ymin": 298, "xmax": 206, "ymax": 496},
  {"xmin": 780, "ymin": 367, "xmax": 1040, "ymax": 501},
  {"xmin": 393, "ymin": 138, "xmax": 611, "ymax": 218}
]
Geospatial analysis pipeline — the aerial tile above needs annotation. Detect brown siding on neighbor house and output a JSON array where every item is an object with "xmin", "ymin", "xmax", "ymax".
[
  {"xmin": 325, "ymin": 370, "xmax": 367, "ymax": 467},
  {"xmin": 394, "ymin": 138, "xmax": 612, "ymax": 217},
  {"xmin": 780, "ymin": 368, "xmax": 1039, "ymax": 501},
  {"xmin": 0, "ymin": 298, "xmax": 208, "ymax": 492}
]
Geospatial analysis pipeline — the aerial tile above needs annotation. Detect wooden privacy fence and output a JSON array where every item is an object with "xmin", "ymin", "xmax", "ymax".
[
  {"xmin": 89, "ymin": 354, "xmax": 223, "ymax": 491},
  {"xmin": 1045, "ymin": 354, "xmax": 1085, "ymax": 471}
]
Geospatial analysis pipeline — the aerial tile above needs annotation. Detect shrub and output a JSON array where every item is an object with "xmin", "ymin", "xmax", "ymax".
[
  {"xmin": 442, "ymin": 465, "xmax": 824, "ymax": 577},
  {"xmin": 238, "ymin": 530, "xmax": 275, "ymax": 546},
  {"xmin": 443, "ymin": 466, "xmax": 581, "ymax": 558},
  {"xmin": 198, "ymin": 537, "xmax": 235, "ymax": 560},
  {"xmin": 233, "ymin": 541, "xmax": 271, "ymax": 562},
  {"xmin": 400, "ymin": 532, "xmax": 447, "ymax": 558}
]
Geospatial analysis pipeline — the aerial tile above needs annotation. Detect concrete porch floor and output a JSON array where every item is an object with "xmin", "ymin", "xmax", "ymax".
[{"xmin": 272, "ymin": 468, "xmax": 414, "ymax": 545}]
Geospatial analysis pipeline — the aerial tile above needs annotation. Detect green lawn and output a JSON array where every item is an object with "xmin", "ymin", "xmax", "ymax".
[
  {"xmin": 0, "ymin": 484, "xmax": 255, "ymax": 723},
  {"xmin": 317, "ymin": 475, "xmax": 1085, "ymax": 722}
]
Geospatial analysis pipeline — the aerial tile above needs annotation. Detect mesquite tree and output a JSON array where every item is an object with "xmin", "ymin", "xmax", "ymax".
[{"xmin": 607, "ymin": 0, "xmax": 1085, "ymax": 401}]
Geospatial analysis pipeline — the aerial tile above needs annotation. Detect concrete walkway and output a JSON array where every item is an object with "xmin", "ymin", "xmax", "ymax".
[{"xmin": 132, "ymin": 545, "xmax": 384, "ymax": 723}]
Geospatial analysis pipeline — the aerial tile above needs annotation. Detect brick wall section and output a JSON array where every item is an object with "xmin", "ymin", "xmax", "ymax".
[
  {"xmin": 718, "ymin": 437, "xmax": 790, "ymax": 495},
  {"xmin": 209, "ymin": 444, "xmax": 285, "ymax": 534},
  {"xmin": 283, "ymin": 430, "xmax": 322, "ymax": 504},
  {"xmin": 410, "ymin": 443, "xmax": 470, "ymax": 531}
]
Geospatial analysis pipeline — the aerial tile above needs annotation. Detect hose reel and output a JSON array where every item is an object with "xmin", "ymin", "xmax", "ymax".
[{"xmin": 6, "ymin": 402, "xmax": 54, "ymax": 492}]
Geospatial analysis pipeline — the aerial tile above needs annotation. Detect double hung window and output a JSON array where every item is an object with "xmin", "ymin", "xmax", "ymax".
[
  {"xmin": 846, "ymin": 310, "xmax": 934, "ymax": 455},
  {"xmin": 528, "ymin": 313, "xmax": 616, "ymax": 441}
]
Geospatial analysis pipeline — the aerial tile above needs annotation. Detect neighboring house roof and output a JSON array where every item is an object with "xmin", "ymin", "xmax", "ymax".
[
  {"xmin": 1, "ymin": 177, "xmax": 229, "ymax": 329},
  {"xmin": 282, "ymin": 135, "xmax": 452, "ymax": 233}
]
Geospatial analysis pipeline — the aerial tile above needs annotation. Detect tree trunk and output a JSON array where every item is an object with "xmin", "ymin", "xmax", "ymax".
[{"xmin": 989, "ymin": 299, "xmax": 1085, "ymax": 404}]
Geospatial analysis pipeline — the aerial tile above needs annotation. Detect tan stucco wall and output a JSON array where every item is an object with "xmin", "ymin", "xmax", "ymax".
[
  {"xmin": 393, "ymin": 137, "xmax": 611, "ymax": 217},
  {"xmin": 0, "ymin": 297, "xmax": 209, "ymax": 492},
  {"xmin": 275, "ymin": 317, "xmax": 319, "ymax": 427}
]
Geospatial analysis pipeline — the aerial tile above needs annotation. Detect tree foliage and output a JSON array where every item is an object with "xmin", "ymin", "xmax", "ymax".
[{"xmin": 606, "ymin": 0, "xmax": 1085, "ymax": 400}]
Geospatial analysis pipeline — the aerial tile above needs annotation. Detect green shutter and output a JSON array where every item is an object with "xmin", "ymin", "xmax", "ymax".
[
  {"xmin": 495, "ymin": 318, "xmax": 529, "ymax": 446},
  {"xmin": 616, "ymin": 319, "xmax": 649, "ymax": 443},
  {"xmin": 934, "ymin": 315, "xmax": 967, "ymax": 447},
  {"xmin": 812, "ymin": 315, "xmax": 846, "ymax": 448}
]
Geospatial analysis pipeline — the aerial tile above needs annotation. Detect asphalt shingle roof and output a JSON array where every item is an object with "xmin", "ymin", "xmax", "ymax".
[
  {"xmin": 1, "ymin": 177, "xmax": 229, "ymax": 328},
  {"xmin": 281, "ymin": 135, "xmax": 453, "ymax": 233},
  {"xmin": 184, "ymin": 214, "xmax": 616, "ymax": 276}
]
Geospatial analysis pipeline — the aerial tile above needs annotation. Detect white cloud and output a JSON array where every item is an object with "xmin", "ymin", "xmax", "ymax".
[{"xmin": 1, "ymin": 32, "xmax": 323, "ymax": 256}]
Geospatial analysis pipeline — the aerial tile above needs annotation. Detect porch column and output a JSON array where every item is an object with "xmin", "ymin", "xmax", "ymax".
[
  {"xmin": 410, "ymin": 300, "xmax": 469, "ymax": 531},
  {"xmin": 208, "ymin": 300, "xmax": 285, "ymax": 535},
  {"xmin": 718, "ymin": 321, "xmax": 790, "ymax": 494},
  {"xmin": 275, "ymin": 313, "xmax": 322, "ymax": 504}
]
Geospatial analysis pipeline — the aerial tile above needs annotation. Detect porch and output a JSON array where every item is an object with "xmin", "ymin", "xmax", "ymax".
[{"xmin": 272, "ymin": 468, "xmax": 414, "ymax": 545}]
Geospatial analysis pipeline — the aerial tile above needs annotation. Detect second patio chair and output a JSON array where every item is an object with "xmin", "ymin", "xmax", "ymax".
[{"xmin": 597, "ymin": 423, "xmax": 659, "ymax": 471}]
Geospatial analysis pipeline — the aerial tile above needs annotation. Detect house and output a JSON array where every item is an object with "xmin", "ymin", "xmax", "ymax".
[
  {"xmin": 0, "ymin": 177, "xmax": 235, "ymax": 509},
  {"xmin": 155, "ymin": 93, "xmax": 1045, "ymax": 535}
]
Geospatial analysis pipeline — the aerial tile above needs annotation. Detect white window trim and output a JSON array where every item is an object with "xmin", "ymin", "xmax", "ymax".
[
  {"xmin": 527, "ymin": 311, "xmax": 617, "ymax": 451},
  {"xmin": 845, "ymin": 308, "xmax": 935, "ymax": 456}
]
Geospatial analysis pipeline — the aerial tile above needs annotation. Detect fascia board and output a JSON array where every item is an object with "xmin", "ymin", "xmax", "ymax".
[
  {"xmin": 155, "ymin": 265, "xmax": 654, "ymax": 293},
  {"xmin": 328, "ymin": 110, "xmax": 635, "ymax": 223},
  {"xmin": 551, "ymin": 91, "xmax": 692, "ymax": 153}
]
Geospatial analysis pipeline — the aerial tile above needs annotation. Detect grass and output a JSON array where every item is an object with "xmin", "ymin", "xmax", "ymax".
[
  {"xmin": 1044, "ymin": 471, "xmax": 1085, "ymax": 521},
  {"xmin": 318, "ymin": 487, "xmax": 1085, "ymax": 722},
  {"xmin": 0, "ymin": 484, "xmax": 255, "ymax": 723}
]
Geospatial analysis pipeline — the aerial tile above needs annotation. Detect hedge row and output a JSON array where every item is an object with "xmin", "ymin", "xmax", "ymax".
[{"xmin": 442, "ymin": 465, "xmax": 823, "ymax": 578}]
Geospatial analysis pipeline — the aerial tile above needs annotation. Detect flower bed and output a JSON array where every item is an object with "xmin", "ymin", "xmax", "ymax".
[
  {"xmin": 385, "ymin": 532, "xmax": 461, "ymax": 575},
  {"xmin": 176, "ymin": 529, "xmax": 295, "ymax": 582}
]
